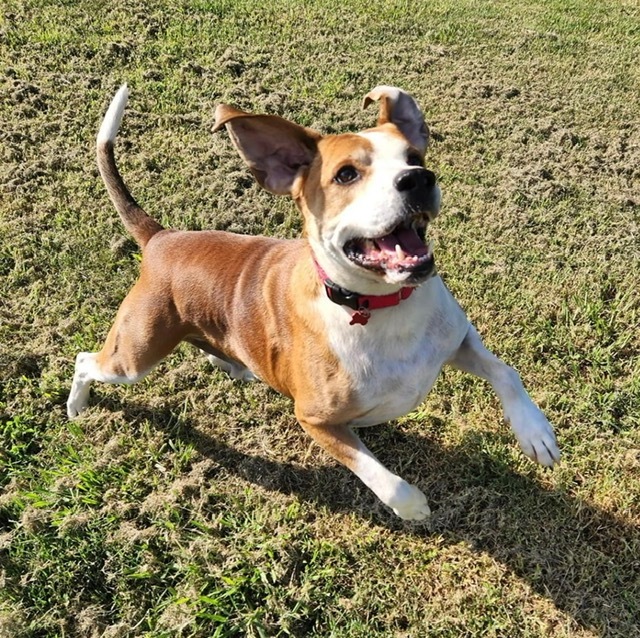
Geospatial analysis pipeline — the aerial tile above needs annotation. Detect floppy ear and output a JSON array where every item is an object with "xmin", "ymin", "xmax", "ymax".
[
  {"xmin": 362, "ymin": 86, "xmax": 430, "ymax": 154},
  {"xmin": 213, "ymin": 105, "xmax": 321, "ymax": 195}
]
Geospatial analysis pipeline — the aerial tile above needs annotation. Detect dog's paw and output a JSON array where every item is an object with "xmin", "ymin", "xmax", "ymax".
[
  {"xmin": 66, "ymin": 394, "xmax": 88, "ymax": 419},
  {"xmin": 207, "ymin": 355, "xmax": 256, "ymax": 382},
  {"xmin": 508, "ymin": 404, "xmax": 560, "ymax": 467},
  {"xmin": 67, "ymin": 352, "xmax": 94, "ymax": 419},
  {"xmin": 389, "ymin": 482, "xmax": 431, "ymax": 521},
  {"xmin": 232, "ymin": 368, "xmax": 257, "ymax": 382}
]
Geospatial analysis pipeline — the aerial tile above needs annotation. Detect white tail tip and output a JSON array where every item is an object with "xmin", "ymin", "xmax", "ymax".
[{"xmin": 97, "ymin": 84, "xmax": 129, "ymax": 144}]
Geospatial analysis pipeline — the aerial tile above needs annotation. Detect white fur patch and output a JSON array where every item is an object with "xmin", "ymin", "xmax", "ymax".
[
  {"xmin": 317, "ymin": 276, "xmax": 469, "ymax": 426},
  {"xmin": 97, "ymin": 84, "xmax": 129, "ymax": 144},
  {"xmin": 67, "ymin": 351, "xmax": 148, "ymax": 419},
  {"xmin": 313, "ymin": 129, "xmax": 441, "ymax": 295},
  {"xmin": 352, "ymin": 446, "xmax": 431, "ymax": 520}
]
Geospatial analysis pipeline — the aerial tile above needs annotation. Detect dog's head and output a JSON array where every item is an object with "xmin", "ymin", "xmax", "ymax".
[{"xmin": 214, "ymin": 86, "xmax": 440, "ymax": 294}]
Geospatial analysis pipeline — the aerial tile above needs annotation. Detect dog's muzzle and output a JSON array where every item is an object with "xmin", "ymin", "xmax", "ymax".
[{"xmin": 342, "ymin": 168, "xmax": 438, "ymax": 282}]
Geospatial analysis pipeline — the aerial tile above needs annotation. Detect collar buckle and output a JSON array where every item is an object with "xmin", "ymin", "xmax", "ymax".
[
  {"xmin": 313, "ymin": 257, "xmax": 415, "ymax": 326},
  {"xmin": 323, "ymin": 278, "xmax": 362, "ymax": 311}
]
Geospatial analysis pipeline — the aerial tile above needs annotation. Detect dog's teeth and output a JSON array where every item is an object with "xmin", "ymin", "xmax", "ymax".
[{"xmin": 395, "ymin": 244, "xmax": 406, "ymax": 260}]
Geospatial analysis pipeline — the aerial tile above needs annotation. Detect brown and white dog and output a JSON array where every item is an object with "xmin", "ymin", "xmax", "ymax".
[{"xmin": 67, "ymin": 85, "xmax": 560, "ymax": 520}]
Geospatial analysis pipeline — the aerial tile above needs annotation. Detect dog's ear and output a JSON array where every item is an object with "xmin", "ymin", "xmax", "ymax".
[
  {"xmin": 362, "ymin": 86, "xmax": 430, "ymax": 154},
  {"xmin": 214, "ymin": 105, "xmax": 321, "ymax": 195}
]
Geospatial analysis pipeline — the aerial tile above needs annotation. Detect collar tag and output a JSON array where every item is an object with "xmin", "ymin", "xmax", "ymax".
[
  {"xmin": 313, "ymin": 257, "xmax": 414, "ymax": 326},
  {"xmin": 349, "ymin": 306, "xmax": 372, "ymax": 326}
]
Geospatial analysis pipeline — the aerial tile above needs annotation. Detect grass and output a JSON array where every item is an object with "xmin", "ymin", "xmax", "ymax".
[{"xmin": 1, "ymin": 0, "xmax": 639, "ymax": 635}]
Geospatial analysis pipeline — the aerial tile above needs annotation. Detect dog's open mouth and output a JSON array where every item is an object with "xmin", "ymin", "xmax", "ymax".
[{"xmin": 344, "ymin": 221, "xmax": 434, "ymax": 277}]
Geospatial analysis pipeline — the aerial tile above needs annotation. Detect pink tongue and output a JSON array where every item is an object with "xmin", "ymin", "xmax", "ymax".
[{"xmin": 376, "ymin": 227, "xmax": 428, "ymax": 256}]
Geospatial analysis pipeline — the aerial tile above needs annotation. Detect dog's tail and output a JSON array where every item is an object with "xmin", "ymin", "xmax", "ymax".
[{"xmin": 97, "ymin": 84, "xmax": 163, "ymax": 248}]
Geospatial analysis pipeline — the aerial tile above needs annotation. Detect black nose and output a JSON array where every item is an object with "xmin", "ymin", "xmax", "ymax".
[{"xmin": 394, "ymin": 168, "xmax": 436, "ymax": 193}]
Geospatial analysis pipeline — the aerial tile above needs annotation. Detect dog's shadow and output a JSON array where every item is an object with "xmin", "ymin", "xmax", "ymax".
[{"xmin": 122, "ymin": 400, "xmax": 639, "ymax": 636}]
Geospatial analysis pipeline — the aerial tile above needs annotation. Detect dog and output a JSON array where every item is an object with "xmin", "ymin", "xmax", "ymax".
[{"xmin": 67, "ymin": 85, "xmax": 560, "ymax": 520}]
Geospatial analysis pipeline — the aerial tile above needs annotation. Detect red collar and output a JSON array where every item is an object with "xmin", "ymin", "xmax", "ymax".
[{"xmin": 313, "ymin": 259, "xmax": 414, "ymax": 325}]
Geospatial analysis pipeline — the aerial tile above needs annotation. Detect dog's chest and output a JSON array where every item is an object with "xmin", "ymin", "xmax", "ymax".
[{"xmin": 320, "ymin": 278, "xmax": 469, "ymax": 426}]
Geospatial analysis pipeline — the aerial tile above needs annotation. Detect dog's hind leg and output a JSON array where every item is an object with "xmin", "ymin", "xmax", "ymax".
[{"xmin": 67, "ymin": 281, "xmax": 185, "ymax": 418}]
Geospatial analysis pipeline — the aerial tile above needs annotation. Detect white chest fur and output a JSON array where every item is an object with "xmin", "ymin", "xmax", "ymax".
[{"xmin": 318, "ymin": 276, "xmax": 470, "ymax": 426}]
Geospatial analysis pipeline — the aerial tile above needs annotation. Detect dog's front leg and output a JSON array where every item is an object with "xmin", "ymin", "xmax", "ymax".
[
  {"xmin": 447, "ymin": 325, "xmax": 560, "ymax": 466},
  {"xmin": 297, "ymin": 418, "xmax": 431, "ymax": 521}
]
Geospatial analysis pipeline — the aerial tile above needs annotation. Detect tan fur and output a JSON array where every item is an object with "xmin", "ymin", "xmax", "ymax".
[
  {"xmin": 297, "ymin": 134, "xmax": 375, "ymax": 229},
  {"xmin": 69, "ymin": 86, "xmax": 559, "ymax": 521},
  {"xmin": 91, "ymin": 229, "xmax": 359, "ymax": 422},
  {"xmin": 97, "ymin": 142, "xmax": 163, "ymax": 248}
]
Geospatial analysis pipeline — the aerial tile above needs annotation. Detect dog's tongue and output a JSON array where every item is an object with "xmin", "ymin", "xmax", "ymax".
[{"xmin": 376, "ymin": 227, "xmax": 429, "ymax": 257}]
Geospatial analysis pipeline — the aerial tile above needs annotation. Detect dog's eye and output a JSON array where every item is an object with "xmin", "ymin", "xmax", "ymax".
[
  {"xmin": 334, "ymin": 165, "xmax": 359, "ymax": 185},
  {"xmin": 406, "ymin": 152, "xmax": 423, "ymax": 167}
]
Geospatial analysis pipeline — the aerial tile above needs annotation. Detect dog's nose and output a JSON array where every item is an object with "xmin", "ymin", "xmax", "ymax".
[{"xmin": 394, "ymin": 169, "xmax": 436, "ymax": 193}]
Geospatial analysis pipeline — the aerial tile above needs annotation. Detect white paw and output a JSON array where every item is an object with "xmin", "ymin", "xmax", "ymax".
[
  {"xmin": 66, "ymin": 392, "xmax": 89, "ymax": 419},
  {"xmin": 207, "ymin": 355, "xmax": 256, "ymax": 382},
  {"xmin": 67, "ymin": 353, "xmax": 92, "ymax": 419},
  {"xmin": 508, "ymin": 404, "xmax": 560, "ymax": 467},
  {"xmin": 389, "ymin": 482, "xmax": 431, "ymax": 521},
  {"xmin": 232, "ymin": 367, "xmax": 257, "ymax": 382}
]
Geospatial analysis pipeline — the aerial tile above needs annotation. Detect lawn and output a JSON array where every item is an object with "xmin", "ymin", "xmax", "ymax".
[{"xmin": 1, "ymin": 0, "xmax": 639, "ymax": 636}]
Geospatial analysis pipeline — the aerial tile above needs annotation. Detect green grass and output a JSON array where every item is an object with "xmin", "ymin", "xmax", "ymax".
[{"xmin": 1, "ymin": 0, "xmax": 639, "ymax": 635}]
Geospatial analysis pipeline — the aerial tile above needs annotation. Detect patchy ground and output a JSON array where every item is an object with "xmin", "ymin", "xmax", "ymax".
[{"xmin": 1, "ymin": 0, "xmax": 639, "ymax": 636}]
